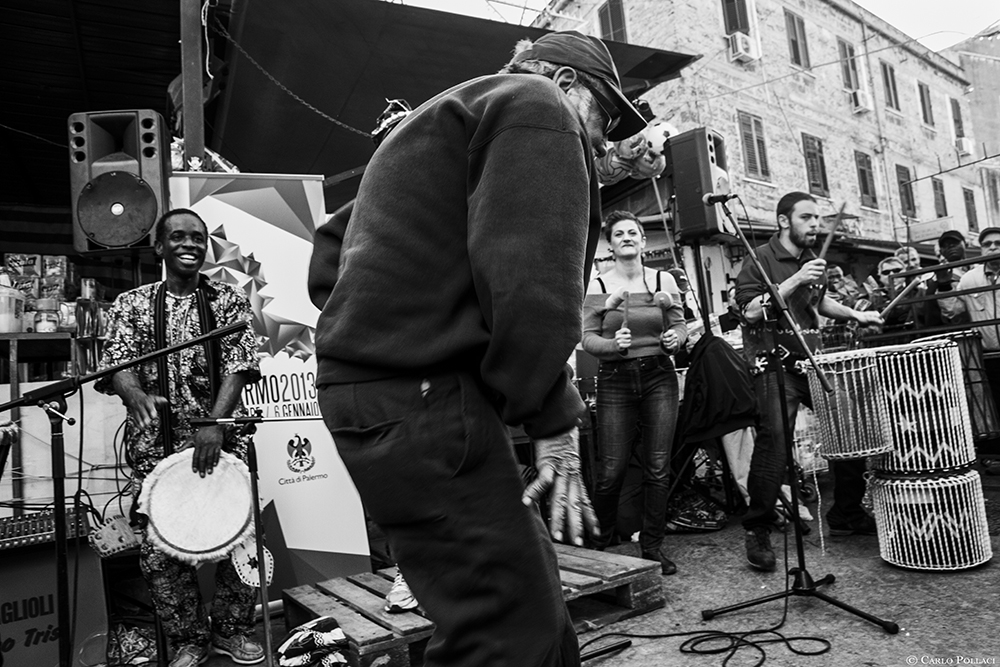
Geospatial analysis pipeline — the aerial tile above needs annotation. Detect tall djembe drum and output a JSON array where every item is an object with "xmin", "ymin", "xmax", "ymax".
[
  {"xmin": 869, "ymin": 340, "xmax": 993, "ymax": 571},
  {"xmin": 912, "ymin": 331, "xmax": 1000, "ymax": 443}
]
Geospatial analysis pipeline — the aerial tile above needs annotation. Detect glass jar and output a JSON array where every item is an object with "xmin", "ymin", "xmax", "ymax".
[{"xmin": 34, "ymin": 297, "xmax": 60, "ymax": 333}]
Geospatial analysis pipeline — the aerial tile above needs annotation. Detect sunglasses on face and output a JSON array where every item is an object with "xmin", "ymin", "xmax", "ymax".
[
  {"xmin": 580, "ymin": 79, "xmax": 621, "ymax": 136},
  {"xmin": 982, "ymin": 241, "xmax": 1000, "ymax": 249},
  {"xmin": 880, "ymin": 268, "xmax": 904, "ymax": 276}
]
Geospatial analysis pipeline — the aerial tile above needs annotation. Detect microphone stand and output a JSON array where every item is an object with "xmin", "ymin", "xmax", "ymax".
[
  {"xmin": 0, "ymin": 321, "xmax": 250, "ymax": 667},
  {"xmin": 189, "ymin": 414, "xmax": 301, "ymax": 667},
  {"xmin": 700, "ymin": 199, "xmax": 898, "ymax": 634}
]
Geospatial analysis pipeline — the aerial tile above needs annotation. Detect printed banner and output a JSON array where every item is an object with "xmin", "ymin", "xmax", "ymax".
[{"xmin": 170, "ymin": 173, "xmax": 370, "ymax": 592}]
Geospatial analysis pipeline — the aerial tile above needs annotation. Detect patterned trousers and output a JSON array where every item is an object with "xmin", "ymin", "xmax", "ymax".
[{"xmin": 139, "ymin": 537, "xmax": 258, "ymax": 650}]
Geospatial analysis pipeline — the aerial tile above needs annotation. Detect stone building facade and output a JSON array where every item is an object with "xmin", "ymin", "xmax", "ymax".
[
  {"xmin": 536, "ymin": 0, "xmax": 988, "ymax": 315},
  {"xmin": 945, "ymin": 30, "xmax": 1000, "ymax": 229}
]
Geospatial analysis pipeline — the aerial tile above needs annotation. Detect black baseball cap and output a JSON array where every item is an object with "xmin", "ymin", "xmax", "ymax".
[
  {"xmin": 938, "ymin": 230, "xmax": 965, "ymax": 245},
  {"xmin": 511, "ymin": 31, "xmax": 646, "ymax": 141},
  {"xmin": 979, "ymin": 227, "xmax": 1000, "ymax": 244}
]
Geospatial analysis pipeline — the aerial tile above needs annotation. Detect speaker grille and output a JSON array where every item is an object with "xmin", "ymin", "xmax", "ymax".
[{"xmin": 76, "ymin": 171, "xmax": 158, "ymax": 248}]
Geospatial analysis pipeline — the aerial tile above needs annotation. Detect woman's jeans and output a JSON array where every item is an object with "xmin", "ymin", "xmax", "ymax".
[{"xmin": 593, "ymin": 355, "xmax": 679, "ymax": 553}]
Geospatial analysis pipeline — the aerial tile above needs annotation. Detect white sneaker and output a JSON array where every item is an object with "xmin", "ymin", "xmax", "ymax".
[{"xmin": 384, "ymin": 571, "xmax": 419, "ymax": 613}]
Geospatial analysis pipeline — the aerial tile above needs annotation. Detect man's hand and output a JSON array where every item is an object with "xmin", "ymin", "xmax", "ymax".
[
  {"xmin": 793, "ymin": 258, "xmax": 827, "ymax": 289},
  {"xmin": 522, "ymin": 427, "xmax": 599, "ymax": 545},
  {"xmin": 192, "ymin": 424, "xmax": 224, "ymax": 477},
  {"xmin": 854, "ymin": 310, "xmax": 883, "ymax": 327},
  {"xmin": 125, "ymin": 392, "xmax": 169, "ymax": 430}
]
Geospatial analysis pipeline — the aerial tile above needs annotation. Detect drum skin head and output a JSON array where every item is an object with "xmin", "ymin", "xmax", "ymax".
[{"xmin": 138, "ymin": 449, "xmax": 254, "ymax": 564}]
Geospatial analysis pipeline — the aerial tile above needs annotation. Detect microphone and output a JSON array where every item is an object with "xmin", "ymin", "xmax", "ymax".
[
  {"xmin": 654, "ymin": 291, "xmax": 673, "ymax": 331},
  {"xmin": 702, "ymin": 192, "xmax": 737, "ymax": 206}
]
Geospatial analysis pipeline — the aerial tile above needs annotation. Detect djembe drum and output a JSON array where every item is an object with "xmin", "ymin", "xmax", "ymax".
[
  {"xmin": 870, "ymin": 470, "xmax": 992, "ymax": 570},
  {"xmin": 138, "ymin": 449, "xmax": 255, "ymax": 564},
  {"xmin": 867, "ymin": 340, "xmax": 993, "ymax": 570},
  {"xmin": 871, "ymin": 340, "xmax": 975, "ymax": 474},
  {"xmin": 806, "ymin": 348, "xmax": 893, "ymax": 460},
  {"xmin": 912, "ymin": 330, "xmax": 1000, "ymax": 442}
]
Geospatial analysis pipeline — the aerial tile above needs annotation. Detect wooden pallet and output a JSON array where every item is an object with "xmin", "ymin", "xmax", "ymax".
[
  {"xmin": 282, "ymin": 544, "xmax": 664, "ymax": 667},
  {"xmin": 553, "ymin": 543, "xmax": 665, "ymax": 632}
]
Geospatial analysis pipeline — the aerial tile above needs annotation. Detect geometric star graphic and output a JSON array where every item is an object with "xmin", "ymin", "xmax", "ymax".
[{"xmin": 204, "ymin": 225, "xmax": 315, "ymax": 360}]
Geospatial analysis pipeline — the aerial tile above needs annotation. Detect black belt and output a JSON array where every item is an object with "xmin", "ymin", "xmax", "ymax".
[{"xmin": 601, "ymin": 355, "xmax": 668, "ymax": 371}]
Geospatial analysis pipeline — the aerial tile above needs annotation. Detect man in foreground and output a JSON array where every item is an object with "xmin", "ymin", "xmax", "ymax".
[
  {"xmin": 310, "ymin": 31, "xmax": 646, "ymax": 666},
  {"xmin": 735, "ymin": 192, "xmax": 883, "ymax": 572}
]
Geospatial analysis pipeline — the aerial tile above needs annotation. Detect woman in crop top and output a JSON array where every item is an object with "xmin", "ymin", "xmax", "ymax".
[{"xmin": 582, "ymin": 211, "xmax": 687, "ymax": 575}]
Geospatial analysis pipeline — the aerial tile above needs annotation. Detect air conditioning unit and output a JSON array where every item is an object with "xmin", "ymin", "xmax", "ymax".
[
  {"xmin": 849, "ymin": 89, "xmax": 872, "ymax": 114},
  {"xmin": 956, "ymin": 136, "xmax": 974, "ymax": 156},
  {"xmin": 728, "ymin": 32, "xmax": 757, "ymax": 63}
]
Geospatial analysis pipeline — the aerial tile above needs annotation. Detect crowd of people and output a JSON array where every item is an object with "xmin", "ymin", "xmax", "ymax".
[
  {"xmin": 822, "ymin": 227, "xmax": 1000, "ymax": 339},
  {"xmin": 97, "ymin": 28, "xmax": 1000, "ymax": 667}
]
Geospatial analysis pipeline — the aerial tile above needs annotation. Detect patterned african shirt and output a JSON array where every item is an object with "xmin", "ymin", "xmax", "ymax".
[{"xmin": 96, "ymin": 279, "xmax": 261, "ymax": 477}]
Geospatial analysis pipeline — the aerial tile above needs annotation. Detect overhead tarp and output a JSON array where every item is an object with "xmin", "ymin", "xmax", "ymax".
[{"xmin": 213, "ymin": 0, "xmax": 699, "ymax": 212}]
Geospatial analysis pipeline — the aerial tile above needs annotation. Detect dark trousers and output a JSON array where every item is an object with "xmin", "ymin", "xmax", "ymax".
[
  {"xmin": 742, "ymin": 370, "xmax": 867, "ymax": 530},
  {"xmin": 593, "ymin": 356, "xmax": 679, "ymax": 553},
  {"xmin": 318, "ymin": 372, "xmax": 579, "ymax": 667}
]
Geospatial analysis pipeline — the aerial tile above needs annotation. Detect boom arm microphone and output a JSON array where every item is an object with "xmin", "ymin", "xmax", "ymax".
[{"xmin": 703, "ymin": 192, "xmax": 738, "ymax": 206}]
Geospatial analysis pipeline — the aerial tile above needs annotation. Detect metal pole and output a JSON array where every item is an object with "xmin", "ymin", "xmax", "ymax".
[{"xmin": 180, "ymin": 0, "xmax": 205, "ymax": 169}]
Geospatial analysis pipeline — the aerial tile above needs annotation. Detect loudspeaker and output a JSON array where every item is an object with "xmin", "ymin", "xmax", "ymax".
[
  {"xmin": 68, "ymin": 109, "xmax": 171, "ymax": 254},
  {"xmin": 0, "ymin": 541, "xmax": 107, "ymax": 666},
  {"xmin": 663, "ymin": 127, "xmax": 730, "ymax": 243}
]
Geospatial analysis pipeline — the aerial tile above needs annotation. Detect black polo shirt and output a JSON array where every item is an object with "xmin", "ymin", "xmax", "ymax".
[{"xmin": 734, "ymin": 233, "xmax": 822, "ymax": 364}]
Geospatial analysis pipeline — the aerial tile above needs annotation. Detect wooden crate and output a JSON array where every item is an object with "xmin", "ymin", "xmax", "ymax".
[{"xmin": 282, "ymin": 544, "xmax": 664, "ymax": 667}]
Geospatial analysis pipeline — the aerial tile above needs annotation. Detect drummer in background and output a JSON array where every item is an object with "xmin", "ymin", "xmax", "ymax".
[
  {"xmin": 96, "ymin": 209, "xmax": 263, "ymax": 667},
  {"xmin": 950, "ymin": 227, "xmax": 1000, "ymax": 475},
  {"xmin": 734, "ymin": 192, "xmax": 883, "ymax": 572}
]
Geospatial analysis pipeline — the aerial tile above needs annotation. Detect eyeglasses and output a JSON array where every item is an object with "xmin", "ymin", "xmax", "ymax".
[
  {"xmin": 579, "ymin": 79, "xmax": 621, "ymax": 137},
  {"xmin": 880, "ymin": 268, "xmax": 904, "ymax": 276},
  {"xmin": 982, "ymin": 241, "xmax": 1000, "ymax": 249}
]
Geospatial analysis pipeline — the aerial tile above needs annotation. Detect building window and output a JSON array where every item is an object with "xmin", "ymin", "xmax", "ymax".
[
  {"xmin": 598, "ymin": 0, "xmax": 627, "ymax": 42},
  {"xmin": 932, "ymin": 177, "xmax": 948, "ymax": 218},
  {"xmin": 738, "ymin": 111, "xmax": 770, "ymax": 181},
  {"xmin": 802, "ymin": 134, "xmax": 829, "ymax": 197},
  {"xmin": 784, "ymin": 10, "xmax": 810, "ymax": 68},
  {"xmin": 951, "ymin": 98, "xmax": 965, "ymax": 138},
  {"xmin": 838, "ymin": 39, "xmax": 859, "ymax": 91},
  {"xmin": 880, "ymin": 61, "xmax": 900, "ymax": 111},
  {"xmin": 918, "ymin": 82, "xmax": 934, "ymax": 126},
  {"xmin": 896, "ymin": 165, "xmax": 916, "ymax": 218},
  {"xmin": 855, "ymin": 151, "xmax": 878, "ymax": 209},
  {"xmin": 964, "ymin": 188, "xmax": 978, "ymax": 232},
  {"xmin": 721, "ymin": 0, "xmax": 751, "ymax": 35}
]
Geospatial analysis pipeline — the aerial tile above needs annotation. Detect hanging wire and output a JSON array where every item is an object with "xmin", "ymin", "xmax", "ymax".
[
  {"xmin": 0, "ymin": 121, "xmax": 67, "ymax": 149},
  {"xmin": 693, "ymin": 32, "xmax": 969, "ymax": 104},
  {"xmin": 209, "ymin": 17, "xmax": 372, "ymax": 139},
  {"xmin": 201, "ymin": 0, "xmax": 214, "ymax": 81}
]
